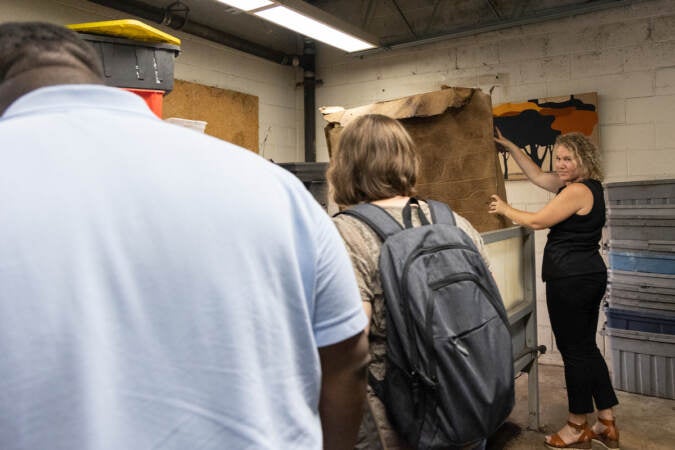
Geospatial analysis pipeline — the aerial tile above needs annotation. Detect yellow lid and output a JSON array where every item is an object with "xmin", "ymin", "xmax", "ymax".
[{"xmin": 67, "ymin": 19, "xmax": 181, "ymax": 46}]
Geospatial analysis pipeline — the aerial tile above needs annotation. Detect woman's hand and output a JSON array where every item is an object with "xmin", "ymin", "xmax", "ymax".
[
  {"xmin": 494, "ymin": 127, "xmax": 517, "ymax": 153},
  {"xmin": 488, "ymin": 194, "xmax": 508, "ymax": 215}
]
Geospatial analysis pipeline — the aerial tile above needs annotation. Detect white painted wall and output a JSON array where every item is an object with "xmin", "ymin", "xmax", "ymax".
[
  {"xmin": 0, "ymin": 0, "xmax": 304, "ymax": 162},
  {"xmin": 315, "ymin": 0, "xmax": 675, "ymax": 365}
]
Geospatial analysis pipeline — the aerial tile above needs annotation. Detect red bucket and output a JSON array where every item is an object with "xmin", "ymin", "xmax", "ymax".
[{"xmin": 123, "ymin": 88, "xmax": 164, "ymax": 118}]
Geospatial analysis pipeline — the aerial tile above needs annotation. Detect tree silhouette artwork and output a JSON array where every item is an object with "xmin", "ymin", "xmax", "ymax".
[
  {"xmin": 494, "ymin": 110, "xmax": 560, "ymax": 179},
  {"xmin": 493, "ymin": 93, "xmax": 599, "ymax": 180}
]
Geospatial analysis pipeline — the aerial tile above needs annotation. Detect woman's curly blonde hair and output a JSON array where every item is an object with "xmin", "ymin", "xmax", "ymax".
[{"xmin": 555, "ymin": 132, "xmax": 604, "ymax": 182}]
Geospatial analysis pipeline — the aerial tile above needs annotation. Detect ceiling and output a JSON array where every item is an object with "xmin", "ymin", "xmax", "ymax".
[{"xmin": 90, "ymin": 0, "xmax": 643, "ymax": 62}]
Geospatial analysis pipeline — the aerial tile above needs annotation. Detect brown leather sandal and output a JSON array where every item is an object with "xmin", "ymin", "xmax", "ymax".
[
  {"xmin": 544, "ymin": 421, "xmax": 593, "ymax": 449},
  {"xmin": 592, "ymin": 417, "xmax": 620, "ymax": 450}
]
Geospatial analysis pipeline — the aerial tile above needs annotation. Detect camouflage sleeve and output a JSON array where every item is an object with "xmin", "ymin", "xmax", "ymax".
[{"xmin": 332, "ymin": 214, "xmax": 382, "ymax": 305}]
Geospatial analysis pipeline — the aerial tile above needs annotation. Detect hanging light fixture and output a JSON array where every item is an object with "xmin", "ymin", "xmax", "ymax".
[{"xmin": 215, "ymin": 0, "xmax": 378, "ymax": 52}]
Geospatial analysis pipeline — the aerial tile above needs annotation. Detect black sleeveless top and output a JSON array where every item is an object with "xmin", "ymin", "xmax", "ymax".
[{"xmin": 542, "ymin": 179, "xmax": 606, "ymax": 281}]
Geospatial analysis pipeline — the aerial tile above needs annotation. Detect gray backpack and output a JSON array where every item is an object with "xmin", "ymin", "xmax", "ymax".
[{"xmin": 341, "ymin": 198, "xmax": 514, "ymax": 449}]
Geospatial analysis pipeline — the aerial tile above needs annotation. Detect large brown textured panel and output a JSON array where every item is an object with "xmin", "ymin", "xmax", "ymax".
[
  {"xmin": 322, "ymin": 88, "xmax": 509, "ymax": 232},
  {"xmin": 163, "ymin": 79, "xmax": 258, "ymax": 152}
]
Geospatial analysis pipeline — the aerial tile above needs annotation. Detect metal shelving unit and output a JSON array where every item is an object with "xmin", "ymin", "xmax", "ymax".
[{"xmin": 482, "ymin": 225, "xmax": 542, "ymax": 430}]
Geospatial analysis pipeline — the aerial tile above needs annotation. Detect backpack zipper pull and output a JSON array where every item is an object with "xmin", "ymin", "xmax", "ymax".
[{"xmin": 452, "ymin": 338, "xmax": 470, "ymax": 356}]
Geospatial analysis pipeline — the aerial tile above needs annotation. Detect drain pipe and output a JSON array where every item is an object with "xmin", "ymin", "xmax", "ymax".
[
  {"xmin": 89, "ymin": 0, "xmax": 296, "ymax": 65},
  {"xmin": 301, "ymin": 40, "xmax": 317, "ymax": 162}
]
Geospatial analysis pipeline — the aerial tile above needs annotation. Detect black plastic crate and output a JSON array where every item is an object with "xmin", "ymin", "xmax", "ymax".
[
  {"xmin": 278, "ymin": 162, "xmax": 329, "ymax": 209},
  {"xmin": 278, "ymin": 162, "xmax": 328, "ymax": 182},
  {"xmin": 79, "ymin": 32, "xmax": 180, "ymax": 92}
]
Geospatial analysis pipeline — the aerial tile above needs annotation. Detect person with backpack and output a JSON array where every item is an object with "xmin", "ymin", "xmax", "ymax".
[
  {"xmin": 328, "ymin": 114, "xmax": 514, "ymax": 450},
  {"xmin": 489, "ymin": 129, "xmax": 619, "ymax": 450}
]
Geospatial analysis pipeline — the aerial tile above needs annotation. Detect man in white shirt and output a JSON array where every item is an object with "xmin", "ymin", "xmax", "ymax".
[{"xmin": 0, "ymin": 21, "xmax": 368, "ymax": 450}]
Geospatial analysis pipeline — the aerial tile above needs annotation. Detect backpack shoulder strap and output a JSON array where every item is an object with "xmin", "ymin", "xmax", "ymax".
[
  {"xmin": 426, "ymin": 199, "xmax": 456, "ymax": 226},
  {"xmin": 337, "ymin": 203, "xmax": 403, "ymax": 241}
]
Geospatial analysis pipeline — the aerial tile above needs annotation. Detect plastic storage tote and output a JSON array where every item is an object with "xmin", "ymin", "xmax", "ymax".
[
  {"xmin": 277, "ymin": 162, "xmax": 329, "ymax": 210},
  {"xmin": 605, "ymin": 307, "xmax": 675, "ymax": 335},
  {"xmin": 78, "ymin": 32, "xmax": 180, "ymax": 92},
  {"xmin": 609, "ymin": 270, "xmax": 675, "ymax": 313},
  {"xmin": 604, "ymin": 327, "xmax": 675, "ymax": 399}
]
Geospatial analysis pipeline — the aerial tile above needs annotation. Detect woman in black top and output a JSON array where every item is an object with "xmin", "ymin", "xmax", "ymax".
[{"xmin": 488, "ymin": 131, "xmax": 619, "ymax": 450}]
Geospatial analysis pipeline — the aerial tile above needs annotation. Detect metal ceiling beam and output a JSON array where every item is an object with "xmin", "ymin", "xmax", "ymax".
[
  {"xmin": 362, "ymin": 0, "xmax": 378, "ymax": 30},
  {"xmin": 355, "ymin": 0, "xmax": 643, "ymax": 55},
  {"xmin": 423, "ymin": 0, "xmax": 443, "ymax": 35},
  {"xmin": 513, "ymin": 0, "xmax": 532, "ymax": 19},
  {"xmin": 486, "ymin": 0, "xmax": 501, "ymax": 19},
  {"xmin": 391, "ymin": 0, "xmax": 417, "ymax": 38}
]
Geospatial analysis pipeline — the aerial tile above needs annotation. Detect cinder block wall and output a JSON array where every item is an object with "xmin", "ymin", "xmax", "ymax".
[
  {"xmin": 0, "ymin": 0, "xmax": 303, "ymax": 162},
  {"xmin": 315, "ymin": 0, "xmax": 675, "ymax": 365}
]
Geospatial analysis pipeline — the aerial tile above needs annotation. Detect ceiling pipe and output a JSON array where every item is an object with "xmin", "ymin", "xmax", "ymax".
[
  {"xmin": 302, "ymin": 40, "xmax": 316, "ymax": 162},
  {"xmin": 88, "ymin": 0, "xmax": 298, "ymax": 66}
]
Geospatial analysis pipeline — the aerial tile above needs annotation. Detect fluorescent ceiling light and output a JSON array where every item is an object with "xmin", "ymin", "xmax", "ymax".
[
  {"xmin": 216, "ymin": 0, "xmax": 273, "ymax": 11},
  {"xmin": 255, "ymin": 6, "xmax": 376, "ymax": 53}
]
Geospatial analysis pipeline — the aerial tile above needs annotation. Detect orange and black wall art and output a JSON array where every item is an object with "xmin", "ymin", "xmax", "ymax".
[{"xmin": 493, "ymin": 92, "xmax": 599, "ymax": 180}]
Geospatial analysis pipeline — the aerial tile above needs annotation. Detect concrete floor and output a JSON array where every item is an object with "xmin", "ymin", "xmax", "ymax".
[{"xmin": 486, "ymin": 364, "xmax": 675, "ymax": 450}]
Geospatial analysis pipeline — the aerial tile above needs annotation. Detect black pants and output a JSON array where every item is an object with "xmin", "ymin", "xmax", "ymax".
[{"xmin": 546, "ymin": 272, "xmax": 619, "ymax": 414}]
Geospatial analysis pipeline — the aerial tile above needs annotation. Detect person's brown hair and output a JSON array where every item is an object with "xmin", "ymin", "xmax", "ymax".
[
  {"xmin": 327, "ymin": 114, "xmax": 419, "ymax": 206},
  {"xmin": 554, "ymin": 132, "xmax": 604, "ymax": 182}
]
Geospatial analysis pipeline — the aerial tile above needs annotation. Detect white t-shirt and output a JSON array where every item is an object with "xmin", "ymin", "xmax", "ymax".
[{"xmin": 0, "ymin": 85, "xmax": 366, "ymax": 450}]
